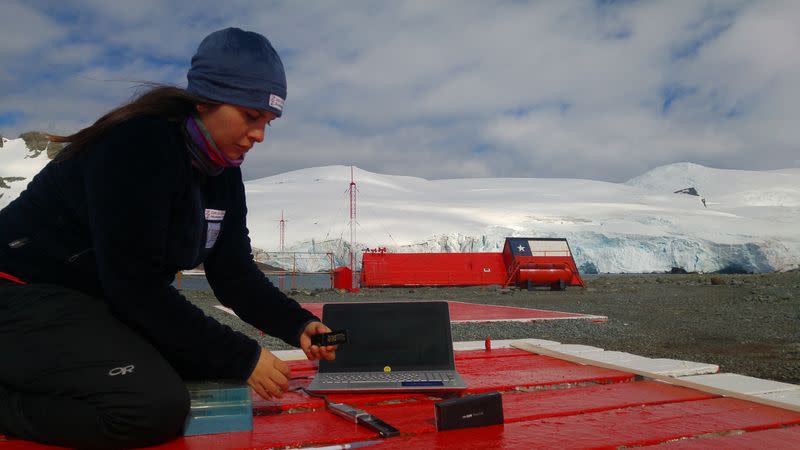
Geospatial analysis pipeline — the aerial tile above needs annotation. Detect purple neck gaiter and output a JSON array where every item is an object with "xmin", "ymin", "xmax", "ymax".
[{"xmin": 184, "ymin": 115, "xmax": 244, "ymax": 169}]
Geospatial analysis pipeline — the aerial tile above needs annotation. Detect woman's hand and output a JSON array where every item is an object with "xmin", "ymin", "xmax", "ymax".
[
  {"xmin": 247, "ymin": 347, "xmax": 291, "ymax": 399},
  {"xmin": 299, "ymin": 321, "xmax": 337, "ymax": 361}
]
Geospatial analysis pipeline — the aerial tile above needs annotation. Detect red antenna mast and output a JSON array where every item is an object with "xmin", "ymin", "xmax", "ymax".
[
  {"xmin": 348, "ymin": 166, "xmax": 357, "ymax": 271},
  {"xmin": 279, "ymin": 209, "xmax": 286, "ymax": 252}
]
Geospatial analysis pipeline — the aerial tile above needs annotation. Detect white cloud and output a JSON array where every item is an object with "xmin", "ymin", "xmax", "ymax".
[
  {"xmin": 1, "ymin": 0, "xmax": 799, "ymax": 181},
  {"xmin": 0, "ymin": 2, "xmax": 65, "ymax": 57}
]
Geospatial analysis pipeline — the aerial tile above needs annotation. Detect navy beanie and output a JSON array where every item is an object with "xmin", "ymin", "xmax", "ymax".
[{"xmin": 187, "ymin": 27, "xmax": 287, "ymax": 117}]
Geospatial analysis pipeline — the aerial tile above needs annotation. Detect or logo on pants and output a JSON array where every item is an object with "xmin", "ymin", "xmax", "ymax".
[{"xmin": 108, "ymin": 364, "xmax": 135, "ymax": 376}]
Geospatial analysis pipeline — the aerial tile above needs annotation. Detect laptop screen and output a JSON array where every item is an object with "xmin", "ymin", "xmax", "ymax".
[{"xmin": 318, "ymin": 301, "xmax": 455, "ymax": 373}]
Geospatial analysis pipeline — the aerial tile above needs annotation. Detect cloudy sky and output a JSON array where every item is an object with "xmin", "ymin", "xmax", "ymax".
[{"xmin": 1, "ymin": 1, "xmax": 798, "ymax": 182}]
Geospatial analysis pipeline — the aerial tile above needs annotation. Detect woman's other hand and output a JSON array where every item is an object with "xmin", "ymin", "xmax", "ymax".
[{"xmin": 247, "ymin": 347, "xmax": 291, "ymax": 399}]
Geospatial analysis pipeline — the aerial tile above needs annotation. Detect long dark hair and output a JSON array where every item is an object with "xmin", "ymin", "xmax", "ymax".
[{"xmin": 50, "ymin": 85, "xmax": 216, "ymax": 161}]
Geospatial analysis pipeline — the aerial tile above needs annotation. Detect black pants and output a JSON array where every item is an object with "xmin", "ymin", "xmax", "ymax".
[{"xmin": 0, "ymin": 282, "xmax": 190, "ymax": 449}]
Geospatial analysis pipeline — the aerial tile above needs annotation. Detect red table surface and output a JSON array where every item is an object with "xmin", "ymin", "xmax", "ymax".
[
  {"xmin": 363, "ymin": 398, "xmax": 800, "ymax": 450},
  {"xmin": 643, "ymin": 425, "xmax": 800, "ymax": 449},
  {"xmin": 3, "ymin": 349, "xmax": 799, "ymax": 449}
]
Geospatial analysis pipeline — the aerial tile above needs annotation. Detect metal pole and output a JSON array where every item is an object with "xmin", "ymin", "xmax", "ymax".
[
  {"xmin": 279, "ymin": 210, "xmax": 285, "ymax": 252},
  {"xmin": 349, "ymin": 166, "xmax": 356, "ymax": 272},
  {"xmin": 292, "ymin": 253, "xmax": 297, "ymax": 290},
  {"xmin": 329, "ymin": 252, "xmax": 334, "ymax": 289}
]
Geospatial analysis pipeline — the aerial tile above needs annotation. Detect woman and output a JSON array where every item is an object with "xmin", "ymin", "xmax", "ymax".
[{"xmin": 0, "ymin": 27, "xmax": 336, "ymax": 448}]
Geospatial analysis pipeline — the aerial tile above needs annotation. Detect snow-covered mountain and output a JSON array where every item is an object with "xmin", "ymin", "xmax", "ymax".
[
  {"xmin": 245, "ymin": 164, "xmax": 800, "ymax": 273},
  {"xmin": 2, "ymin": 136, "xmax": 798, "ymax": 273},
  {"xmin": 0, "ymin": 137, "xmax": 51, "ymax": 208}
]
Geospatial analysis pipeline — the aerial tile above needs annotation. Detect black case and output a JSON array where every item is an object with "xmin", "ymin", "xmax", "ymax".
[{"xmin": 434, "ymin": 391, "xmax": 504, "ymax": 431}]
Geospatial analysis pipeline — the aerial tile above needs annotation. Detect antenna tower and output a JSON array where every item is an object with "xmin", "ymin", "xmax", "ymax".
[
  {"xmin": 279, "ymin": 210, "xmax": 286, "ymax": 252},
  {"xmin": 349, "ymin": 166, "xmax": 357, "ymax": 271}
]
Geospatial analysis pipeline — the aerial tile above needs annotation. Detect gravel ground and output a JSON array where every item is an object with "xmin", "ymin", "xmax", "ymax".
[{"xmin": 184, "ymin": 270, "xmax": 800, "ymax": 385}]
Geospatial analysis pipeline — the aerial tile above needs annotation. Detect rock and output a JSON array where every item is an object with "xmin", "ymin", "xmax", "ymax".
[
  {"xmin": 709, "ymin": 276, "xmax": 725, "ymax": 285},
  {"xmin": 19, "ymin": 131, "xmax": 64, "ymax": 158},
  {"xmin": 674, "ymin": 187, "xmax": 699, "ymax": 196}
]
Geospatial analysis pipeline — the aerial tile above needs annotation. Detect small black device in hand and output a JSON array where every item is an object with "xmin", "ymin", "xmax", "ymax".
[{"xmin": 311, "ymin": 329, "xmax": 348, "ymax": 347}]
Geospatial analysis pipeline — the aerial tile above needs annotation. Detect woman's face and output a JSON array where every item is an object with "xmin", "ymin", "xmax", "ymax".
[{"xmin": 196, "ymin": 103, "xmax": 277, "ymax": 161}]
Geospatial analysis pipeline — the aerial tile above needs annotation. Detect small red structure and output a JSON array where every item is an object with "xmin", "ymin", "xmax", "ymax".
[
  {"xmin": 359, "ymin": 237, "xmax": 584, "ymax": 290},
  {"xmin": 333, "ymin": 266, "xmax": 358, "ymax": 292},
  {"xmin": 502, "ymin": 238, "xmax": 584, "ymax": 290}
]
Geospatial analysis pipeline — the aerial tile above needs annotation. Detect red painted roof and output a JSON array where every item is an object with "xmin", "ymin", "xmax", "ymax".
[
  {"xmin": 2, "ymin": 349, "xmax": 798, "ymax": 449},
  {"xmin": 300, "ymin": 301, "xmax": 605, "ymax": 322}
]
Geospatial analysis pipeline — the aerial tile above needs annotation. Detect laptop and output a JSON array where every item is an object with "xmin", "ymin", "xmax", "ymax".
[{"xmin": 305, "ymin": 301, "xmax": 467, "ymax": 393}]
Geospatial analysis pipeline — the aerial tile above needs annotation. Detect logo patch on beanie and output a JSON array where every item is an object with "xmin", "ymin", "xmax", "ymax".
[{"xmin": 269, "ymin": 94, "xmax": 285, "ymax": 111}]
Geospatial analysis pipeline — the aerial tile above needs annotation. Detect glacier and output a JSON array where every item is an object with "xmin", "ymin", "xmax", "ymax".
[{"xmin": 244, "ymin": 164, "xmax": 800, "ymax": 274}]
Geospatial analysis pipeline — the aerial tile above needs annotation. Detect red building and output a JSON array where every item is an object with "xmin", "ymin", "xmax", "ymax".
[{"xmin": 360, "ymin": 237, "xmax": 584, "ymax": 290}]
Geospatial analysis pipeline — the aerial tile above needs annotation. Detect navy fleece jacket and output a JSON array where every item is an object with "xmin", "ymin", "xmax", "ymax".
[{"xmin": 0, "ymin": 116, "xmax": 318, "ymax": 380}]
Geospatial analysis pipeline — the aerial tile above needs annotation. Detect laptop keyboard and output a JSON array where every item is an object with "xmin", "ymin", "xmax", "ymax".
[{"xmin": 318, "ymin": 372, "xmax": 455, "ymax": 384}]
